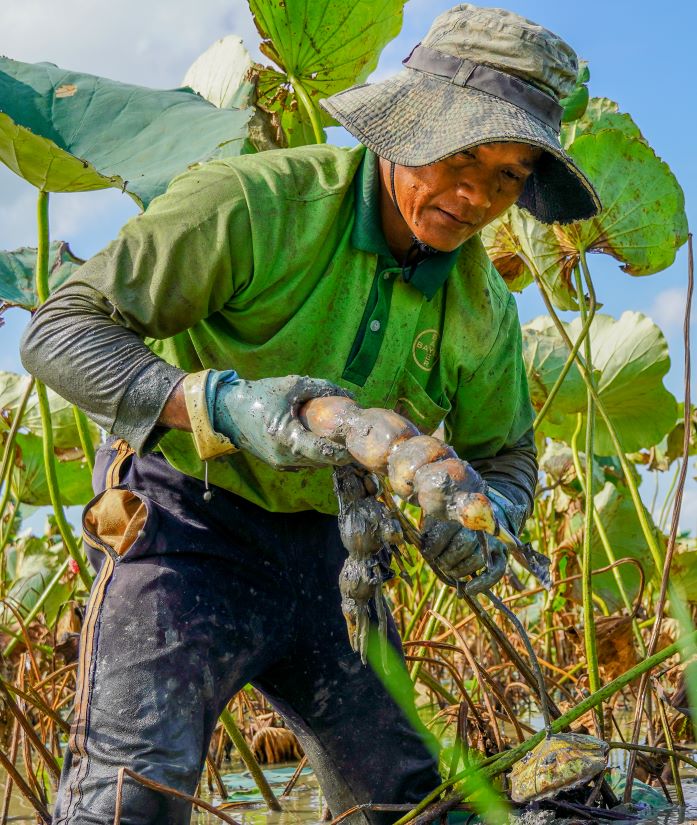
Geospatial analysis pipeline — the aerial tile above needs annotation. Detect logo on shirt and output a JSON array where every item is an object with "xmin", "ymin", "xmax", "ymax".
[{"xmin": 412, "ymin": 329, "xmax": 440, "ymax": 372}]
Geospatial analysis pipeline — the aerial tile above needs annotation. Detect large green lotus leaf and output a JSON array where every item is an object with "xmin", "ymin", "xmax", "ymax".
[
  {"xmin": 487, "ymin": 111, "xmax": 685, "ymax": 301},
  {"xmin": 0, "ymin": 370, "xmax": 99, "ymax": 449},
  {"xmin": 670, "ymin": 550, "xmax": 697, "ymax": 604},
  {"xmin": 249, "ymin": 0, "xmax": 406, "ymax": 147},
  {"xmin": 482, "ymin": 205, "xmax": 580, "ymax": 310},
  {"xmin": 182, "ymin": 36, "xmax": 256, "ymax": 110},
  {"xmin": 0, "ymin": 241, "xmax": 83, "ymax": 310},
  {"xmin": 522, "ymin": 316, "xmax": 585, "ymax": 427},
  {"xmin": 646, "ymin": 403, "xmax": 697, "ymax": 471},
  {"xmin": 560, "ymin": 61, "xmax": 590, "ymax": 124},
  {"xmin": 3, "ymin": 536, "xmax": 72, "ymax": 625},
  {"xmin": 559, "ymin": 129, "xmax": 688, "ymax": 276},
  {"xmin": 561, "ymin": 97, "xmax": 643, "ymax": 148},
  {"xmin": 586, "ymin": 482, "xmax": 660, "ymax": 612},
  {"xmin": 524, "ymin": 312, "xmax": 678, "ymax": 454},
  {"xmin": 11, "ymin": 432, "xmax": 93, "ymax": 506},
  {"xmin": 0, "ymin": 57, "xmax": 254, "ymax": 206}
]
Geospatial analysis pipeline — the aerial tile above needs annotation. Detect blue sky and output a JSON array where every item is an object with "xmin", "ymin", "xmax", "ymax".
[{"xmin": 0, "ymin": 0, "xmax": 694, "ymax": 527}]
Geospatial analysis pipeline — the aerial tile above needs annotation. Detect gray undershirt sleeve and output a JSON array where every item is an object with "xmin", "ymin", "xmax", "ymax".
[{"xmin": 20, "ymin": 283, "xmax": 186, "ymax": 455}]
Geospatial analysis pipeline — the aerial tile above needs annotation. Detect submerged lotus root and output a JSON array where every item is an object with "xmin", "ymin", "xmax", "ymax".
[
  {"xmin": 413, "ymin": 458, "xmax": 486, "ymax": 520},
  {"xmin": 387, "ymin": 435, "xmax": 456, "ymax": 499},
  {"xmin": 298, "ymin": 396, "xmax": 360, "ymax": 444},
  {"xmin": 345, "ymin": 408, "xmax": 419, "ymax": 474}
]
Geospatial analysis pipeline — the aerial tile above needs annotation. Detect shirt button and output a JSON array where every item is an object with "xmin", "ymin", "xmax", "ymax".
[{"xmin": 370, "ymin": 320, "xmax": 381, "ymax": 333}]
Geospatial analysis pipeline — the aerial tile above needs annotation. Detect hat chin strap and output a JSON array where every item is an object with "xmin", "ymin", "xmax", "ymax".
[{"xmin": 389, "ymin": 162, "xmax": 439, "ymax": 261}]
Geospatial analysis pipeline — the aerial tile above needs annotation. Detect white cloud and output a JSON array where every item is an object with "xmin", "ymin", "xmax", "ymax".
[
  {"xmin": 650, "ymin": 287, "xmax": 694, "ymax": 329},
  {"xmin": 1, "ymin": 0, "xmax": 260, "ymax": 88},
  {"xmin": 676, "ymin": 483, "xmax": 697, "ymax": 536}
]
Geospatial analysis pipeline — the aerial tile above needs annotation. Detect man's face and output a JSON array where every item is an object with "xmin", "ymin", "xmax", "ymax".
[{"xmin": 381, "ymin": 142, "xmax": 542, "ymax": 254}]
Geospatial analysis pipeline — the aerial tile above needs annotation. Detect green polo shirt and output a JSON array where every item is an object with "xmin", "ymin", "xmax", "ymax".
[{"xmin": 72, "ymin": 143, "xmax": 533, "ymax": 514}]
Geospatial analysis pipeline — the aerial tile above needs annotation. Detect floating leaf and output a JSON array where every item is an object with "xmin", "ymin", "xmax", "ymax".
[
  {"xmin": 0, "ymin": 371, "xmax": 99, "ymax": 450},
  {"xmin": 249, "ymin": 0, "xmax": 406, "ymax": 146},
  {"xmin": 0, "ymin": 57, "xmax": 254, "ymax": 206},
  {"xmin": 523, "ymin": 312, "xmax": 678, "ymax": 454},
  {"xmin": 182, "ymin": 36, "xmax": 256, "ymax": 110},
  {"xmin": 11, "ymin": 432, "xmax": 93, "ymax": 506},
  {"xmin": 0, "ymin": 241, "xmax": 83, "ymax": 310}
]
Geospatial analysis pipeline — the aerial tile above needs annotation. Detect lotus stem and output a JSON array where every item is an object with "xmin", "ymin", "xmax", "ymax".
[
  {"xmin": 533, "ymin": 283, "xmax": 595, "ymax": 431},
  {"xmin": 574, "ymin": 262, "xmax": 601, "ymax": 708},
  {"xmin": 409, "ymin": 583, "xmax": 449, "ymax": 682},
  {"xmin": 35, "ymin": 191, "xmax": 50, "ymax": 304},
  {"xmin": 72, "ymin": 406, "xmax": 95, "ymax": 472},
  {"xmin": 4, "ymin": 558, "xmax": 70, "ymax": 657},
  {"xmin": 392, "ymin": 629, "xmax": 697, "ymax": 825},
  {"xmin": 567, "ymin": 381, "xmax": 644, "ymax": 648},
  {"xmin": 35, "ymin": 381, "xmax": 91, "ymax": 588},
  {"xmin": 526, "ymin": 253, "xmax": 664, "ymax": 576},
  {"xmin": 0, "ymin": 375, "xmax": 34, "ymax": 505},
  {"xmin": 218, "ymin": 707, "xmax": 282, "ymax": 811},
  {"xmin": 658, "ymin": 462, "xmax": 680, "ymax": 531},
  {"xmin": 404, "ymin": 571, "xmax": 438, "ymax": 640},
  {"xmin": 653, "ymin": 679, "xmax": 684, "ymax": 805},
  {"xmin": 33, "ymin": 190, "xmax": 92, "ymax": 590},
  {"xmin": 289, "ymin": 74, "xmax": 325, "ymax": 145},
  {"xmin": 624, "ymin": 233, "xmax": 694, "ymax": 801}
]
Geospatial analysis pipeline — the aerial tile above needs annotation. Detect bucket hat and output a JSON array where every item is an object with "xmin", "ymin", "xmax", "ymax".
[{"xmin": 320, "ymin": 4, "xmax": 601, "ymax": 225}]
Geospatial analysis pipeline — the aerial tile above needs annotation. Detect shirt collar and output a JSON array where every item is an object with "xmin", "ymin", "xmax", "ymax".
[{"xmin": 351, "ymin": 148, "xmax": 461, "ymax": 300}]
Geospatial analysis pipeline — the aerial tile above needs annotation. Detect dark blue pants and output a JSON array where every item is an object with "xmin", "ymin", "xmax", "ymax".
[{"xmin": 53, "ymin": 440, "xmax": 440, "ymax": 824}]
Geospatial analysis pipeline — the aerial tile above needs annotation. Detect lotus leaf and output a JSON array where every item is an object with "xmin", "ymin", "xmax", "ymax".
[
  {"xmin": 11, "ymin": 432, "xmax": 93, "ymax": 507},
  {"xmin": 560, "ymin": 61, "xmax": 590, "ymax": 123},
  {"xmin": 0, "ymin": 241, "xmax": 83, "ymax": 310},
  {"xmin": 485, "ymin": 104, "xmax": 686, "ymax": 308},
  {"xmin": 3, "ymin": 536, "xmax": 72, "ymax": 625},
  {"xmin": 182, "ymin": 36, "xmax": 256, "ymax": 110},
  {"xmin": 562, "ymin": 129, "xmax": 688, "ymax": 276},
  {"xmin": 0, "ymin": 371, "xmax": 99, "ymax": 450},
  {"xmin": 249, "ymin": 0, "xmax": 406, "ymax": 146},
  {"xmin": 523, "ymin": 312, "xmax": 677, "ymax": 455},
  {"xmin": 565, "ymin": 482, "xmax": 657, "ymax": 611},
  {"xmin": 481, "ymin": 205, "xmax": 580, "ymax": 310},
  {"xmin": 0, "ymin": 57, "xmax": 254, "ymax": 207},
  {"xmin": 669, "ymin": 549, "xmax": 697, "ymax": 604},
  {"xmin": 645, "ymin": 404, "xmax": 697, "ymax": 471},
  {"xmin": 561, "ymin": 97, "xmax": 643, "ymax": 147}
]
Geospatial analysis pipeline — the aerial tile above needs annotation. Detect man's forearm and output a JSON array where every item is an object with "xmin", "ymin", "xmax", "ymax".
[{"xmin": 20, "ymin": 283, "xmax": 187, "ymax": 454}]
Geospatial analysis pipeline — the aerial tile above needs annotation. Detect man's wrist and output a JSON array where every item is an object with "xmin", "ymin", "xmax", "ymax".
[{"xmin": 183, "ymin": 369, "xmax": 239, "ymax": 460}]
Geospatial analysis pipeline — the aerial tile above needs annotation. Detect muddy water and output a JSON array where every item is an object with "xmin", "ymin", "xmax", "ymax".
[
  {"xmin": 8, "ymin": 761, "xmax": 697, "ymax": 823},
  {"xmin": 190, "ymin": 762, "xmax": 697, "ymax": 825}
]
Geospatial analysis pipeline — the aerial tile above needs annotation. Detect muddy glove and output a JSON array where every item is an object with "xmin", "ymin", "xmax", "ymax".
[
  {"xmin": 183, "ymin": 369, "xmax": 352, "ymax": 469},
  {"xmin": 421, "ymin": 491, "xmax": 520, "ymax": 596}
]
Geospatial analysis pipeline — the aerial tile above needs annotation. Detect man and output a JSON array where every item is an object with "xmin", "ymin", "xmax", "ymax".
[{"xmin": 21, "ymin": 5, "xmax": 600, "ymax": 824}]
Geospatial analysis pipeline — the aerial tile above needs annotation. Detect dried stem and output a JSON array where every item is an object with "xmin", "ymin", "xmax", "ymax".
[{"xmin": 625, "ymin": 232, "xmax": 694, "ymax": 799}]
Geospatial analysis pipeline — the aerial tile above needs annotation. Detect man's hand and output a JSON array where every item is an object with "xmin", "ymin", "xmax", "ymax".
[
  {"xmin": 208, "ymin": 372, "xmax": 353, "ymax": 469},
  {"xmin": 421, "ymin": 493, "xmax": 517, "ymax": 595}
]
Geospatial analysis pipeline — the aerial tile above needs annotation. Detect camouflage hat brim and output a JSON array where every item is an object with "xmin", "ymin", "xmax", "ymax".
[{"xmin": 321, "ymin": 69, "xmax": 601, "ymax": 225}]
